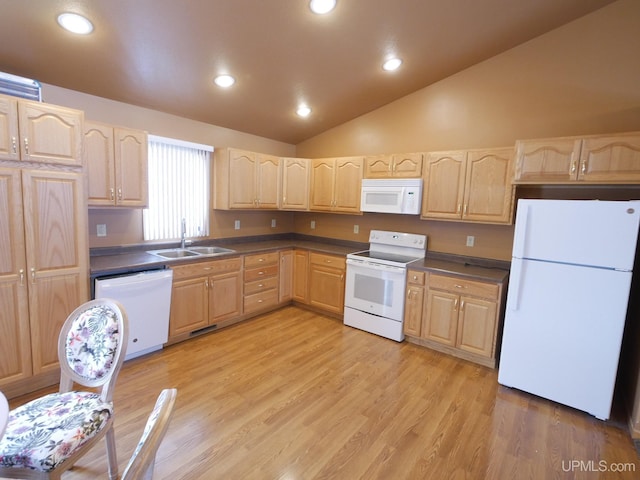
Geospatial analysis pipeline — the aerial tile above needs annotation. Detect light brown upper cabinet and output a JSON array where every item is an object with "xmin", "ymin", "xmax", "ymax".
[
  {"xmin": 281, "ymin": 157, "xmax": 310, "ymax": 210},
  {"xmin": 84, "ymin": 121, "xmax": 148, "ymax": 207},
  {"xmin": 310, "ymin": 156, "xmax": 363, "ymax": 213},
  {"xmin": 514, "ymin": 131, "xmax": 640, "ymax": 184},
  {"xmin": 0, "ymin": 94, "xmax": 83, "ymax": 166},
  {"xmin": 422, "ymin": 148, "xmax": 514, "ymax": 224},
  {"xmin": 214, "ymin": 148, "xmax": 281, "ymax": 209},
  {"xmin": 364, "ymin": 153, "xmax": 423, "ymax": 178}
]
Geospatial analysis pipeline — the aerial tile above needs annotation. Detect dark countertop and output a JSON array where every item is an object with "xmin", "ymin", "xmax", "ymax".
[
  {"xmin": 409, "ymin": 257, "xmax": 510, "ymax": 283},
  {"xmin": 90, "ymin": 234, "xmax": 511, "ymax": 284},
  {"xmin": 90, "ymin": 235, "xmax": 365, "ymax": 276}
]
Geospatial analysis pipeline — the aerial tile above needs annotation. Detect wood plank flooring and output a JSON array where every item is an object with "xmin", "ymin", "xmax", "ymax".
[{"xmin": 6, "ymin": 306, "xmax": 639, "ymax": 479}]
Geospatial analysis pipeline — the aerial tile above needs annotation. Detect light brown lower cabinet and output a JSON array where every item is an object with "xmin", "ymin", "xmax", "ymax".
[
  {"xmin": 243, "ymin": 251, "xmax": 280, "ymax": 314},
  {"xmin": 279, "ymin": 249, "xmax": 293, "ymax": 303},
  {"xmin": 169, "ymin": 257, "xmax": 242, "ymax": 339},
  {"xmin": 404, "ymin": 269, "xmax": 504, "ymax": 368},
  {"xmin": 0, "ymin": 167, "xmax": 89, "ymax": 397},
  {"xmin": 293, "ymin": 249, "xmax": 309, "ymax": 304},
  {"xmin": 308, "ymin": 252, "xmax": 346, "ymax": 315}
]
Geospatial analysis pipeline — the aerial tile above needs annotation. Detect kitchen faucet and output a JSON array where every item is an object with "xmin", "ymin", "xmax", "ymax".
[{"xmin": 180, "ymin": 218, "xmax": 186, "ymax": 249}]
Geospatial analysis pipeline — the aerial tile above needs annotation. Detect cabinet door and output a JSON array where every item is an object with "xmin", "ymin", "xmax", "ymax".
[
  {"xmin": 281, "ymin": 158, "xmax": 310, "ymax": 210},
  {"xmin": 209, "ymin": 271, "xmax": 242, "ymax": 322},
  {"xmin": 279, "ymin": 250, "xmax": 293, "ymax": 303},
  {"xmin": 310, "ymin": 158, "xmax": 336, "ymax": 211},
  {"xmin": 21, "ymin": 169, "xmax": 89, "ymax": 375},
  {"xmin": 309, "ymin": 258, "xmax": 345, "ymax": 315},
  {"xmin": 333, "ymin": 157, "xmax": 362, "ymax": 213},
  {"xmin": 392, "ymin": 153, "xmax": 423, "ymax": 177},
  {"xmin": 423, "ymin": 290, "xmax": 458, "ymax": 346},
  {"xmin": 364, "ymin": 155, "xmax": 393, "ymax": 178},
  {"xmin": 115, "ymin": 128, "xmax": 148, "ymax": 207},
  {"xmin": 17, "ymin": 101, "xmax": 83, "ymax": 166},
  {"xmin": 456, "ymin": 296, "xmax": 497, "ymax": 358},
  {"xmin": 229, "ymin": 149, "xmax": 258, "ymax": 208},
  {"xmin": 578, "ymin": 133, "xmax": 640, "ymax": 183},
  {"xmin": 422, "ymin": 151, "xmax": 467, "ymax": 219},
  {"xmin": 403, "ymin": 285, "xmax": 424, "ymax": 337},
  {"xmin": 84, "ymin": 121, "xmax": 116, "ymax": 206},
  {"xmin": 513, "ymin": 138, "xmax": 582, "ymax": 183},
  {"xmin": 170, "ymin": 277, "xmax": 209, "ymax": 336},
  {"xmin": 0, "ymin": 168, "xmax": 32, "ymax": 386},
  {"xmin": 256, "ymin": 154, "xmax": 280, "ymax": 209},
  {"xmin": 293, "ymin": 249, "xmax": 309, "ymax": 304},
  {"xmin": 463, "ymin": 148, "xmax": 514, "ymax": 224},
  {"xmin": 0, "ymin": 95, "xmax": 20, "ymax": 161}
]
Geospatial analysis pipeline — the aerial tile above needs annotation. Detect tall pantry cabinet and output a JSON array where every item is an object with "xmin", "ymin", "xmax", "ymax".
[{"xmin": 0, "ymin": 93, "xmax": 88, "ymax": 397}]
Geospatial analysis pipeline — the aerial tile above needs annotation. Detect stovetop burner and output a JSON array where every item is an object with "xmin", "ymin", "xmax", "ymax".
[{"xmin": 348, "ymin": 250, "xmax": 421, "ymax": 266}]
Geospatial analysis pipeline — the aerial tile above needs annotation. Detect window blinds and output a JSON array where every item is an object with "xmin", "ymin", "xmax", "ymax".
[{"xmin": 143, "ymin": 136, "xmax": 212, "ymax": 241}]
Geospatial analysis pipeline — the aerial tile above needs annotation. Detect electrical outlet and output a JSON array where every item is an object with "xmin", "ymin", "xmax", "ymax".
[
  {"xmin": 353, "ymin": 224, "xmax": 359, "ymax": 234},
  {"xmin": 234, "ymin": 220, "xmax": 240, "ymax": 230},
  {"xmin": 271, "ymin": 218, "xmax": 276, "ymax": 228},
  {"xmin": 466, "ymin": 235, "xmax": 475, "ymax": 247},
  {"xmin": 311, "ymin": 220, "xmax": 316, "ymax": 229},
  {"xmin": 97, "ymin": 224, "xmax": 107, "ymax": 237}
]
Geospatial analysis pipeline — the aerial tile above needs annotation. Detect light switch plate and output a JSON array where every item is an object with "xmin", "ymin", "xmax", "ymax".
[{"xmin": 97, "ymin": 224, "xmax": 107, "ymax": 237}]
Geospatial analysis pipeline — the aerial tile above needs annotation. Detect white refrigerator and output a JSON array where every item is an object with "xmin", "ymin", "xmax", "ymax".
[{"xmin": 498, "ymin": 199, "xmax": 640, "ymax": 420}]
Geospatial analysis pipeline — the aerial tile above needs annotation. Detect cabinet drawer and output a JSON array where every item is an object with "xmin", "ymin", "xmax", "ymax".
[
  {"xmin": 244, "ymin": 264, "xmax": 279, "ymax": 282},
  {"xmin": 244, "ymin": 251, "xmax": 279, "ymax": 268},
  {"xmin": 407, "ymin": 270, "xmax": 426, "ymax": 286},
  {"xmin": 171, "ymin": 257, "xmax": 241, "ymax": 281},
  {"xmin": 309, "ymin": 252, "xmax": 345, "ymax": 269},
  {"xmin": 429, "ymin": 274, "xmax": 499, "ymax": 300},
  {"xmin": 244, "ymin": 289, "xmax": 279, "ymax": 313},
  {"xmin": 244, "ymin": 276, "xmax": 278, "ymax": 295}
]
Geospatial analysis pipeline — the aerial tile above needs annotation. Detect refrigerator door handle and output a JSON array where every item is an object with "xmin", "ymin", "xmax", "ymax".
[
  {"xmin": 508, "ymin": 258, "xmax": 524, "ymax": 311},
  {"xmin": 512, "ymin": 203, "xmax": 530, "ymax": 258}
]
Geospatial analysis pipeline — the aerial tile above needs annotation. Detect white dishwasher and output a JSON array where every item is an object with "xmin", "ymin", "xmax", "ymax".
[{"xmin": 95, "ymin": 269, "xmax": 173, "ymax": 360}]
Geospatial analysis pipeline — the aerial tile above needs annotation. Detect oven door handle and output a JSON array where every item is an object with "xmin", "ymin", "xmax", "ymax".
[{"xmin": 346, "ymin": 258, "xmax": 406, "ymax": 273}]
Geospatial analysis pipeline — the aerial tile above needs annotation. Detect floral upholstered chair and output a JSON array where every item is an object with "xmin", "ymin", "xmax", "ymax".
[
  {"xmin": 121, "ymin": 388, "xmax": 177, "ymax": 480},
  {"xmin": 0, "ymin": 298, "xmax": 129, "ymax": 480}
]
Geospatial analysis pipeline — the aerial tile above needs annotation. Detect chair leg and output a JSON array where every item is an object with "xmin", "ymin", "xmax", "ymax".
[{"xmin": 105, "ymin": 427, "xmax": 119, "ymax": 480}]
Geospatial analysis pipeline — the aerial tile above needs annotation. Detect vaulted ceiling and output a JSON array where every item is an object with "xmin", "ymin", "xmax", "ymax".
[{"xmin": 0, "ymin": 0, "xmax": 615, "ymax": 144}]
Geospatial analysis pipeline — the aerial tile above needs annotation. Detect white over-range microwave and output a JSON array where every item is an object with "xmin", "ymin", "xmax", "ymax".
[{"xmin": 360, "ymin": 178, "xmax": 422, "ymax": 214}]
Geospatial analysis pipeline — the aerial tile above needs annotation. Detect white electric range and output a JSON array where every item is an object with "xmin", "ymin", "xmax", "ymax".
[{"xmin": 344, "ymin": 230, "xmax": 427, "ymax": 341}]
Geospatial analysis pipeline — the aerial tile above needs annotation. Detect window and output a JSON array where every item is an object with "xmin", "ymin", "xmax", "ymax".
[{"xmin": 143, "ymin": 135, "xmax": 212, "ymax": 242}]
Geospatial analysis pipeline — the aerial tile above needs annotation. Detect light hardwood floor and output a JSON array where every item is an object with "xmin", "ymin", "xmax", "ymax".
[{"xmin": 7, "ymin": 306, "xmax": 640, "ymax": 479}]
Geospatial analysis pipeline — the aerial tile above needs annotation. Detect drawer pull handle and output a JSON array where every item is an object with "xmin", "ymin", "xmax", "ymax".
[
  {"xmin": 455, "ymin": 284, "xmax": 464, "ymax": 289},
  {"xmin": 258, "ymin": 271, "xmax": 265, "ymax": 275},
  {"xmin": 12, "ymin": 136, "xmax": 17, "ymax": 154},
  {"xmin": 110, "ymin": 187, "xmax": 115, "ymax": 200},
  {"xmin": 30, "ymin": 267, "xmax": 36, "ymax": 283},
  {"xmin": 24, "ymin": 138, "xmax": 29, "ymax": 155},
  {"xmin": 19, "ymin": 268, "xmax": 24, "ymax": 285}
]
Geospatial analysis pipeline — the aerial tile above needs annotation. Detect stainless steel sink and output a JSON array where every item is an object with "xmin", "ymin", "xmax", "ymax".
[
  {"xmin": 147, "ymin": 248, "xmax": 201, "ymax": 259},
  {"xmin": 147, "ymin": 246, "xmax": 236, "ymax": 259},
  {"xmin": 188, "ymin": 246, "xmax": 235, "ymax": 255}
]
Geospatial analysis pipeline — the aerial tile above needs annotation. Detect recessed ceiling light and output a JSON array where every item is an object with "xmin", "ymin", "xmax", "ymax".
[
  {"xmin": 57, "ymin": 13, "xmax": 94, "ymax": 35},
  {"xmin": 297, "ymin": 105, "xmax": 312, "ymax": 118},
  {"xmin": 382, "ymin": 58, "xmax": 402, "ymax": 72},
  {"xmin": 214, "ymin": 75, "xmax": 236, "ymax": 88},
  {"xmin": 309, "ymin": 0, "xmax": 337, "ymax": 15}
]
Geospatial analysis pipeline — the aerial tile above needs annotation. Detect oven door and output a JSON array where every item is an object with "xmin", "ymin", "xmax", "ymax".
[{"xmin": 344, "ymin": 258, "xmax": 407, "ymax": 321}]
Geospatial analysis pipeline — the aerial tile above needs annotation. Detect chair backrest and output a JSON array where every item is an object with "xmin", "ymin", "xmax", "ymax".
[
  {"xmin": 121, "ymin": 388, "xmax": 178, "ymax": 480},
  {"xmin": 57, "ymin": 298, "xmax": 129, "ymax": 402}
]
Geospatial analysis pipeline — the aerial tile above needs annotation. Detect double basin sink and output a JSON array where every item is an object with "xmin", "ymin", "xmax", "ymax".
[{"xmin": 147, "ymin": 246, "xmax": 236, "ymax": 259}]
